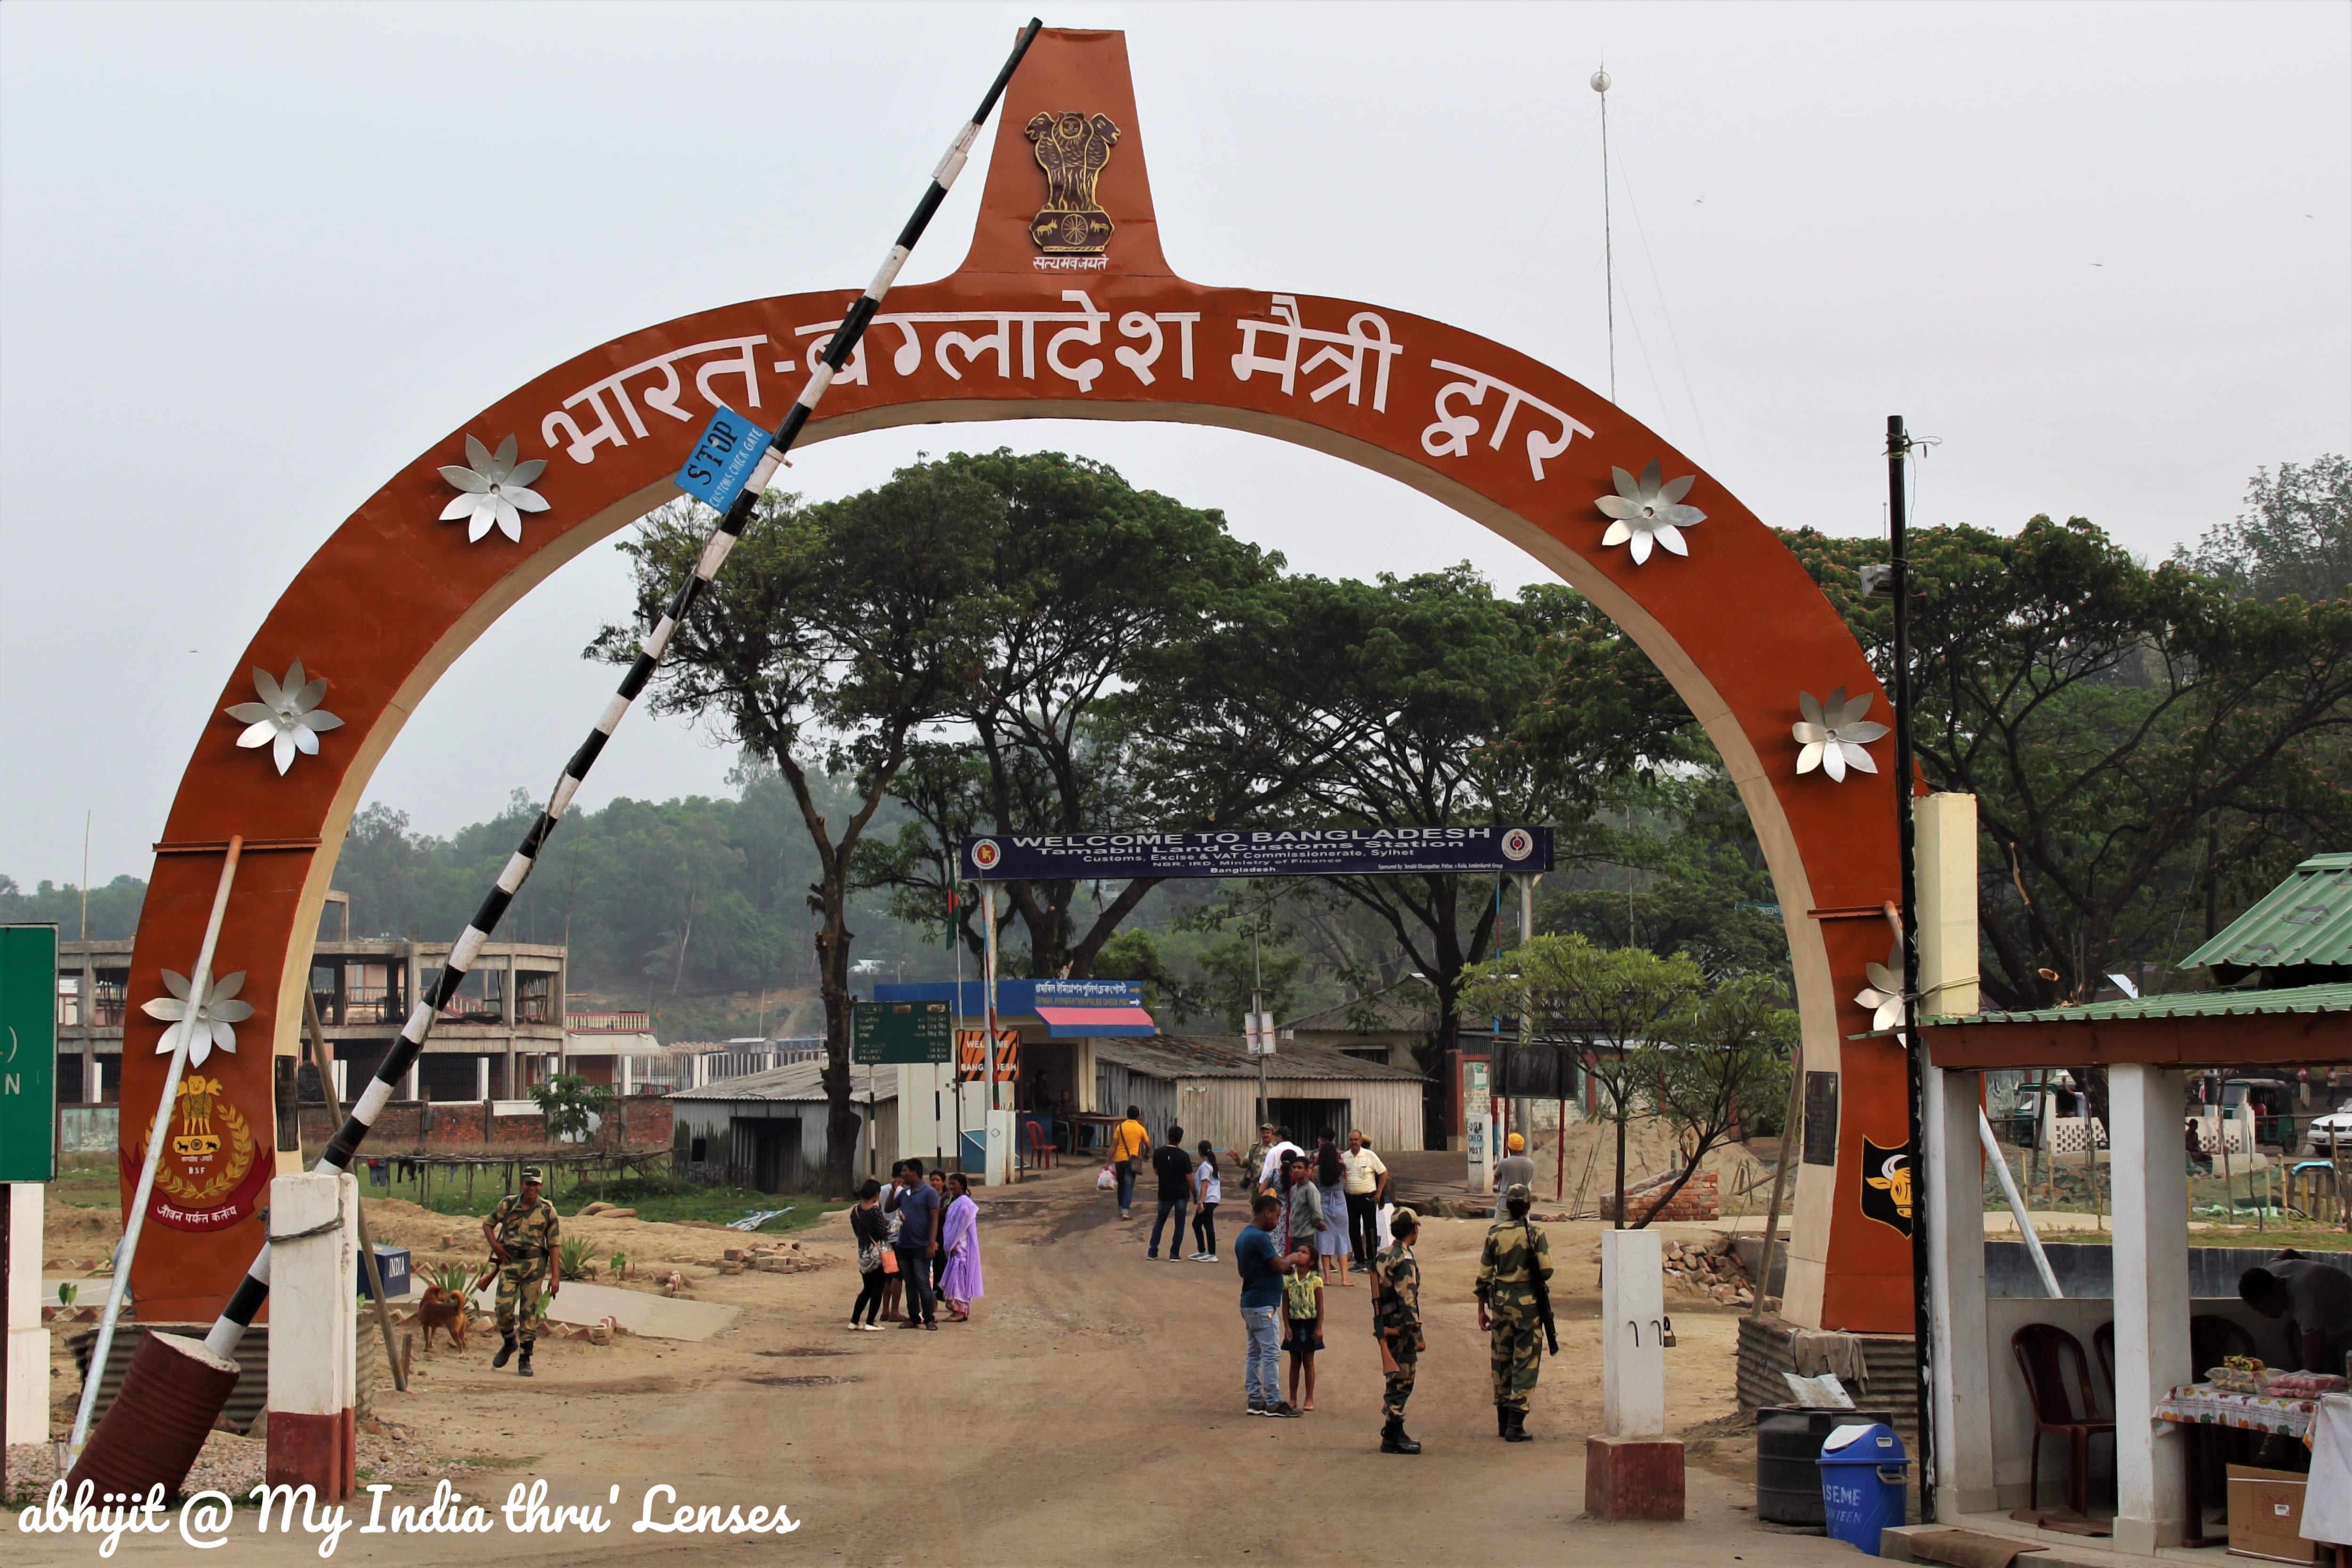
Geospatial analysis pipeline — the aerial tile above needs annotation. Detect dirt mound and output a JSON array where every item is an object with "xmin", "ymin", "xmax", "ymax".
[{"xmin": 1520, "ymin": 1118, "xmax": 1772, "ymax": 1213}]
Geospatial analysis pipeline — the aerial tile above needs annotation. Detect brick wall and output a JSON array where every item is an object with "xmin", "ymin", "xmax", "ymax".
[
  {"xmin": 1597, "ymin": 1169, "xmax": 1719, "ymax": 1222},
  {"xmin": 296, "ymin": 1096, "xmax": 672, "ymax": 1154}
]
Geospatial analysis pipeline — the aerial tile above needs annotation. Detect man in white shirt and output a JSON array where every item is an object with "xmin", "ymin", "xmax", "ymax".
[
  {"xmin": 1256, "ymin": 1124, "xmax": 1303, "ymax": 1194},
  {"xmin": 1340, "ymin": 1130, "xmax": 1390, "ymax": 1270}
]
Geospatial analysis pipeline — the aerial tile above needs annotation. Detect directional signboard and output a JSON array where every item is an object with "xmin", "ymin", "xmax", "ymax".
[
  {"xmin": 852, "ymin": 998, "xmax": 953, "ymax": 1065},
  {"xmin": 0, "ymin": 925, "xmax": 59, "ymax": 1183},
  {"xmin": 961, "ymin": 826, "xmax": 1551, "ymax": 882}
]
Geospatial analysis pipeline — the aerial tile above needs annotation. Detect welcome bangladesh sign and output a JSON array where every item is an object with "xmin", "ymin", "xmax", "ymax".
[{"xmin": 960, "ymin": 826, "xmax": 1552, "ymax": 882}]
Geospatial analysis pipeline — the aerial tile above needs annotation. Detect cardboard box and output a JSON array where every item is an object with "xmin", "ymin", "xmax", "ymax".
[{"xmin": 2227, "ymin": 1464, "xmax": 2316, "ymax": 1564}]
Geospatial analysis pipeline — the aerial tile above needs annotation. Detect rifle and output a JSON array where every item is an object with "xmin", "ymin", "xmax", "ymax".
[{"xmin": 1524, "ymin": 1220, "xmax": 1560, "ymax": 1356}]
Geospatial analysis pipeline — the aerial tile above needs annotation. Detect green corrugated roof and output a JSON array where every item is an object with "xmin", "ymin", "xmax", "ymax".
[
  {"xmin": 2182, "ymin": 853, "xmax": 2352, "ymax": 973},
  {"xmin": 1923, "ymin": 980, "xmax": 2352, "ymax": 1028}
]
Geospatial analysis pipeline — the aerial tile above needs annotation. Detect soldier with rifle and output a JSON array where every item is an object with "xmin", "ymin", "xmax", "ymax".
[
  {"xmin": 1473, "ymin": 1181, "xmax": 1556, "ymax": 1442},
  {"xmin": 1369, "ymin": 1206, "xmax": 1424, "ymax": 1454},
  {"xmin": 482, "ymin": 1167, "xmax": 561, "ymax": 1377}
]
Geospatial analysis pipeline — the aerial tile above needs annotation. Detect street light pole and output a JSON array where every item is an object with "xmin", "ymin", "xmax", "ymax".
[
  {"xmin": 1889, "ymin": 413, "xmax": 1936, "ymax": 1522},
  {"xmin": 1252, "ymin": 920, "xmax": 1267, "ymax": 1130}
]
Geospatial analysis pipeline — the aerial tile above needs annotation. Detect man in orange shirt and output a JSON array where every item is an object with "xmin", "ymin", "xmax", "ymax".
[{"xmin": 1108, "ymin": 1105, "xmax": 1152, "ymax": 1219}]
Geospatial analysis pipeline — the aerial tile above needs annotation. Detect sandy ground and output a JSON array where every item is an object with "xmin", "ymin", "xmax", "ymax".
[{"xmin": 11, "ymin": 1170, "xmax": 1857, "ymax": 1565}]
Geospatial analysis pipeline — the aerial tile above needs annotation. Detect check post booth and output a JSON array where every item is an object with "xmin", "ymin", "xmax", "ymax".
[
  {"xmin": 874, "ymin": 979, "xmax": 1158, "ymax": 1176},
  {"xmin": 1915, "ymin": 847, "xmax": 2352, "ymax": 1556}
]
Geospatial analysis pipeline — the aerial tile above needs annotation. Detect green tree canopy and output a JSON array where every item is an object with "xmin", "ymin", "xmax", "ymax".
[
  {"xmin": 597, "ymin": 465, "xmax": 1009, "ymax": 1192},
  {"xmin": 1783, "ymin": 512, "xmax": 2352, "ymax": 1007}
]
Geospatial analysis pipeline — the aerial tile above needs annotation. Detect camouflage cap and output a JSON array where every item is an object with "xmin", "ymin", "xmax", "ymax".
[
  {"xmin": 521, "ymin": 1166, "xmax": 545, "ymax": 1183},
  {"xmin": 1504, "ymin": 1181, "xmax": 1531, "ymax": 1202},
  {"xmin": 1389, "ymin": 1205, "xmax": 1420, "ymax": 1232}
]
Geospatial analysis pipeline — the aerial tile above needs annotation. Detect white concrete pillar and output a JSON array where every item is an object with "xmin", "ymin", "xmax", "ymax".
[
  {"xmin": 401, "ymin": 1056, "xmax": 419, "ymax": 1101},
  {"xmin": 1925, "ymin": 1066, "xmax": 1997, "ymax": 1516},
  {"xmin": 6, "ymin": 1182, "xmax": 48, "ymax": 1444},
  {"xmin": 1601, "ymin": 1227, "xmax": 1667, "ymax": 1437},
  {"xmin": 266, "ymin": 1171, "xmax": 358, "ymax": 1499},
  {"xmin": 2110, "ymin": 1064, "xmax": 2191, "ymax": 1553},
  {"xmin": 474, "ymin": 1055, "xmax": 490, "ymax": 1102},
  {"xmin": 1914, "ymin": 795, "xmax": 1979, "ymax": 1019}
]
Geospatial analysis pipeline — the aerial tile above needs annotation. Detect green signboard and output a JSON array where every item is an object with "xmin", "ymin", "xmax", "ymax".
[
  {"xmin": 851, "ymin": 998, "xmax": 952, "ymax": 1065},
  {"xmin": 0, "ymin": 925, "xmax": 59, "ymax": 1182}
]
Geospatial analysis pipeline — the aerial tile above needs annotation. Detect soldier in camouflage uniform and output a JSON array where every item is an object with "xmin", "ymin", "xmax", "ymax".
[
  {"xmin": 1474, "ymin": 1181, "xmax": 1552, "ymax": 1442},
  {"xmin": 1370, "ymin": 1206, "xmax": 1424, "ymax": 1454},
  {"xmin": 482, "ymin": 1167, "xmax": 561, "ymax": 1377}
]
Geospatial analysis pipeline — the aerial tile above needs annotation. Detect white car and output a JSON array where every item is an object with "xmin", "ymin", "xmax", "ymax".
[{"xmin": 2307, "ymin": 1110, "xmax": 2352, "ymax": 1153}]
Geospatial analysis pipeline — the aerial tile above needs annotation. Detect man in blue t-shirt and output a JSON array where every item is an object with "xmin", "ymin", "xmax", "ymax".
[
  {"xmin": 1237, "ymin": 1192, "xmax": 1302, "ymax": 1416},
  {"xmin": 892, "ymin": 1160, "xmax": 943, "ymax": 1329}
]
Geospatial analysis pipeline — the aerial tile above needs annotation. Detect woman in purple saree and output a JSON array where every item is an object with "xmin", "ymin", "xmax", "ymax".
[{"xmin": 940, "ymin": 1173, "xmax": 984, "ymax": 1321}]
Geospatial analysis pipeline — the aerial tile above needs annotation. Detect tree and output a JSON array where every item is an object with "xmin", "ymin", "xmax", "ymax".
[
  {"xmin": 851, "ymin": 450, "xmax": 1296, "ymax": 978},
  {"xmin": 530, "ymin": 1073, "xmax": 614, "ymax": 1144},
  {"xmin": 1540, "ymin": 759, "xmax": 1789, "ymax": 981},
  {"xmin": 1635, "ymin": 974, "xmax": 1797, "ymax": 1225},
  {"xmin": 2176, "ymin": 455, "xmax": 2351, "ymax": 604},
  {"xmin": 1782, "ymin": 514, "xmax": 2352, "ymax": 1007},
  {"xmin": 1460, "ymin": 935, "xmax": 1702, "ymax": 1226},
  {"xmin": 598, "ymin": 469, "xmax": 1007, "ymax": 1194},
  {"xmin": 1253, "ymin": 569, "xmax": 1682, "ymax": 1137}
]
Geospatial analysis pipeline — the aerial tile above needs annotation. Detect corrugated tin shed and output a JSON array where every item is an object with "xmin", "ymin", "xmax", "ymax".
[
  {"xmin": 671, "ymin": 1061, "xmax": 900, "ymax": 1102},
  {"xmin": 1925, "ymin": 981, "xmax": 2352, "ymax": 1028},
  {"xmin": 1094, "ymin": 1034, "xmax": 1425, "ymax": 1082},
  {"xmin": 2182, "ymin": 852, "xmax": 2352, "ymax": 977}
]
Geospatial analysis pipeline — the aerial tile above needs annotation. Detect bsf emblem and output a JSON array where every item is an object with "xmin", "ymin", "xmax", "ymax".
[
  {"xmin": 1025, "ymin": 111, "xmax": 1120, "ymax": 253},
  {"xmin": 1860, "ymin": 1137, "xmax": 1914, "ymax": 1237}
]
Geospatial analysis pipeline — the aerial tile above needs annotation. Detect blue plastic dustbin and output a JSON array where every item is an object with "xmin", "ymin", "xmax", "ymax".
[{"xmin": 1817, "ymin": 1422, "xmax": 1907, "ymax": 1554}]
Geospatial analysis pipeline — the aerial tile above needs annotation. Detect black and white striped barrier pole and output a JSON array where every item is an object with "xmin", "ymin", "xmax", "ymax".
[{"xmin": 200, "ymin": 18, "xmax": 1044, "ymax": 1359}]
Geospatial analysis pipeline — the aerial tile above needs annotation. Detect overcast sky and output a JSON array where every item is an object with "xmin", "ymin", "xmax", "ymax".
[{"xmin": 3, "ymin": 1, "xmax": 2346, "ymax": 888}]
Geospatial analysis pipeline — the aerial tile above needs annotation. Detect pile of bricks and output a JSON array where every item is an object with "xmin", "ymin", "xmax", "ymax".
[{"xmin": 1595, "ymin": 1169, "xmax": 1720, "ymax": 1223}]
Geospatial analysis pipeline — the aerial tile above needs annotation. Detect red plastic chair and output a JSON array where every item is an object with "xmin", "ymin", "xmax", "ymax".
[
  {"xmin": 1024, "ymin": 1119, "xmax": 1055, "ymax": 1170},
  {"xmin": 2013, "ymin": 1323, "xmax": 2116, "ymax": 1515}
]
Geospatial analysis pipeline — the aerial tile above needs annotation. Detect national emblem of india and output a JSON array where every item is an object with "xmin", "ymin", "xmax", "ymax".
[{"xmin": 1025, "ymin": 110, "xmax": 1121, "ymax": 253}]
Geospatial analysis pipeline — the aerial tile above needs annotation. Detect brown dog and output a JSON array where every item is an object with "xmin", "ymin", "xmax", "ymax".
[{"xmin": 415, "ymin": 1284, "xmax": 468, "ymax": 1352}]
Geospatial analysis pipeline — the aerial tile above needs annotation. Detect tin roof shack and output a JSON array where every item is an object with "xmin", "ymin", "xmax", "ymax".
[
  {"xmin": 1092, "ymin": 1034, "xmax": 1429, "ymax": 1157},
  {"xmin": 1905, "ymin": 815, "xmax": 2352, "ymax": 1560},
  {"xmin": 669, "ymin": 1062, "xmax": 901, "ymax": 1194},
  {"xmin": 1278, "ymin": 983, "xmax": 1441, "ymax": 1072}
]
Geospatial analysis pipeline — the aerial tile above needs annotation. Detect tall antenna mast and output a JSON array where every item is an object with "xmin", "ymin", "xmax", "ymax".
[{"xmin": 1591, "ymin": 65, "xmax": 1617, "ymax": 405}]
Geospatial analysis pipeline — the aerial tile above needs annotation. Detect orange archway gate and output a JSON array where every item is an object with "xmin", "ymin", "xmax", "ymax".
[{"xmin": 123, "ymin": 28, "xmax": 1911, "ymax": 1332}]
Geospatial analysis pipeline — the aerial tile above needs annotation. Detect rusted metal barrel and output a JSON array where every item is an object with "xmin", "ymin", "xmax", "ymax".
[{"xmin": 67, "ymin": 1331, "xmax": 240, "ymax": 1499}]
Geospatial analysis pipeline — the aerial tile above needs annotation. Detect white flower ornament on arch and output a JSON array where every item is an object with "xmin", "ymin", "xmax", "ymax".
[
  {"xmin": 224, "ymin": 659, "xmax": 344, "ymax": 775},
  {"xmin": 142, "ymin": 967, "xmax": 254, "ymax": 1068},
  {"xmin": 439, "ymin": 434, "xmax": 549, "ymax": 544},
  {"xmin": 1595, "ymin": 460, "xmax": 1706, "ymax": 564},
  {"xmin": 1854, "ymin": 940, "xmax": 1906, "ymax": 1032},
  {"xmin": 1791, "ymin": 687, "xmax": 1890, "ymax": 782}
]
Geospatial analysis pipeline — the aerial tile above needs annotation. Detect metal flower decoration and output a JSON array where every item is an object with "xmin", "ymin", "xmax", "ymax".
[
  {"xmin": 1855, "ymin": 941, "xmax": 1906, "ymax": 1032},
  {"xmin": 224, "ymin": 659, "xmax": 344, "ymax": 775},
  {"xmin": 438, "ymin": 434, "xmax": 549, "ymax": 543},
  {"xmin": 1792, "ymin": 688, "xmax": 1890, "ymax": 781},
  {"xmin": 142, "ymin": 967, "xmax": 254, "ymax": 1067},
  {"xmin": 1595, "ymin": 460, "xmax": 1706, "ymax": 564}
]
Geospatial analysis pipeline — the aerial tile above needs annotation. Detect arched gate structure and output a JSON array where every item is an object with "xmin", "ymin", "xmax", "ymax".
[{"xmin": 122, "ymin": 28, "xmax": 1912, "ymax": 1332}]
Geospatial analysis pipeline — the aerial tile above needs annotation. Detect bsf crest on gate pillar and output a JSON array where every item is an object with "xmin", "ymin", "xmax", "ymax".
[{"xmin": 1026, "ymin": 110, "xmax": 1120, "ymax": 253}]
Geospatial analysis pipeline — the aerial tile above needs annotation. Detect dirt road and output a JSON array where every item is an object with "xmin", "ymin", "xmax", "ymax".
[{"xmin": 13, "ymin": 1166, "xmax": 1856, "ymax": 1565}]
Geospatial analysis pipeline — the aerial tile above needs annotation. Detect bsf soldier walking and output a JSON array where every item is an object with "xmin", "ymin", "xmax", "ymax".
[
  {"xmin": 1474, "ymin": 1181, "xmax": 1553, "ymax": 1442},
  {"xmin": 1370, "ymin": 1206, "xmax": 1424, "ymax": 1454},
  {"xmin": 483, "ymin": 1166, "xmax": 561, "ymax": 1377}
]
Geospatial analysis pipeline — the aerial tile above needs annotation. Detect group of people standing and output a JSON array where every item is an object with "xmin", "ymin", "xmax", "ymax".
[
  {"xmin": 1235, "ymin": 1166, "xmax": 1554, "ymax": 1455},
  {"xmin": 848, "ymin": 1160, "xmax": 985, "ymax": 1331},
  {"xmin": 1106, "ymin": 1111, "xmax": 1558, "ymax": 1451}
]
